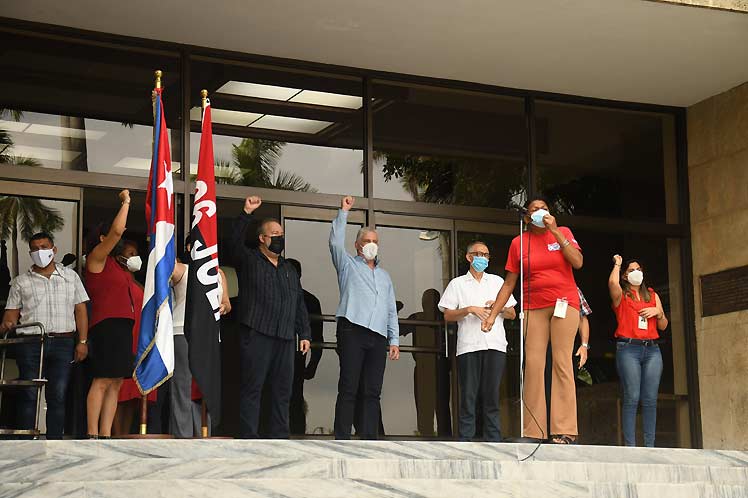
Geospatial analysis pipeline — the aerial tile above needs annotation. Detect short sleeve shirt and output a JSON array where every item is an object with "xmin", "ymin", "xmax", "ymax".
[
  {"xmin": 5, "ymin": 264, "xmax": 89, "ymax": 335},
  {"xmin": 505, "ymin": 227, "xmax": 581, "ymax": 311},
  {"xmin": 438, "ymin": 272, "xmax": 517, "ymax": 356}
]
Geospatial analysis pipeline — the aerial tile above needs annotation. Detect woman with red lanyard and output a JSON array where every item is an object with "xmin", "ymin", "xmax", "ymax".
[
  {"xmin": 84, "ymin": 189, "xmax": 141, "ymax": 438},
  {"xmin": 609, "ymin": 255, "xmax": 668, "ymax": 447},
  {"xmin": 481, "ymin": 197, "xmax": 583, "ymax": 444}
]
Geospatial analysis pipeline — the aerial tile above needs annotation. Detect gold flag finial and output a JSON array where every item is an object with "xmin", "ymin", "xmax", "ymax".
[
  {"xmin": 154, "ymin": 70, "xmax": 163, "ymax": 89},
  {"xmin": 201, "ymin": 89, "xmax": 208, "ymax": 110}
]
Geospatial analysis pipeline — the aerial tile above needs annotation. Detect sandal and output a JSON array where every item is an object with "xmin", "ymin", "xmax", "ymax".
[{"xmin": 550, "ymin": 434, "xmax": 577, "ymax": 444}]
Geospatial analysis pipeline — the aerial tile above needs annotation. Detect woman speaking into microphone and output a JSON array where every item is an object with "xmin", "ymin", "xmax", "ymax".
[{"xmin": 481, "ymin": 197, "xmax": 583, "ymax": 444}]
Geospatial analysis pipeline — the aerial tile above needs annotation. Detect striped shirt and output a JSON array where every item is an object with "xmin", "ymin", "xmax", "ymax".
[
  {"xmin": 5, "ymin": 264, "xmax": 89, "ymax": 335},
  {"xmin": 578, "ymin": 287, "xmax": 592, "ymax": 317},
  {"xmin": 230, "ymin": 211, "xmax": 311, "ymax": 341}
]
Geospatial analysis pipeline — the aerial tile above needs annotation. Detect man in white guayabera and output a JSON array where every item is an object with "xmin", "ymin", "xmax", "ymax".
[{"xmin": 439, "ymin": 241, "xmax": 516, "ymax": 442}]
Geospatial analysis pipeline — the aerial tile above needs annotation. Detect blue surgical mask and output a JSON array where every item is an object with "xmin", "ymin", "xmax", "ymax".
[
  {"xmin": 530, "ymin": 208, "xmax": 549, "ymax": 228},
  {"xmin": 471, "ymin": 256, "xmax": 489, "ymax": 273}
]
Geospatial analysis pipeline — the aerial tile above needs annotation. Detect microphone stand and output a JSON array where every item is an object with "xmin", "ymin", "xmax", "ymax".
[{"xmin": 505, "ymin": 208, "xmax": 539, "ymax": 444}]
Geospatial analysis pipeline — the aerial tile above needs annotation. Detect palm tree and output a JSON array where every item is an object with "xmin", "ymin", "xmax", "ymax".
[
  {"xmin": 212, "ymin": 138, "xmax": 317, "ymax": 192},
  {"xmin": 0, "ymin": 186, "xmax": 64, "ymax": 277}
]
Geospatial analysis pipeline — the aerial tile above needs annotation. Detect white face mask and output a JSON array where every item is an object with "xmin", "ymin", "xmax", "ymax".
[
  {"xmin": 627, "ymin": 269, "xmax": 644, "ymax": 286},
  {"xmin": 30, "ymin": 248, "xmax": 55, "ymax": 268},
  {"xmin": 361, "ymin": 242, "xmax": 378, "ymax": 261},
  {"xmin": 124, "ymin": 255, "xmax": 142, "ymax": 273}
]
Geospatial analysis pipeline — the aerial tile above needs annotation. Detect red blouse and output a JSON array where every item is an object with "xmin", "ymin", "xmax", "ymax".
[
  {"xmin": 505, "ymin": 227, "xmax": 581, "ymax": 311},
  {"xmin": 85, "ymin": 256, "xmax": 139, "ymax": 328},
  {"xmin": 613, "ymin": 288, "xmax": 660, "ymax": 340}
]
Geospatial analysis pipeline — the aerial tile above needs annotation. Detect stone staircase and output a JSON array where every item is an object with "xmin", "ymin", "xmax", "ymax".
[{"xmin": 0, "ymin": 439, "xmax": 746, "ymax": 497}]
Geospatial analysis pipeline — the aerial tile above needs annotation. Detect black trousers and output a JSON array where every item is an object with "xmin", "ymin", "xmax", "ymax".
[
  {"xmin": 334, "ymin": 318, "xmax": 387, "ymax": 440},
  {"xmin": 239, "ymin": 326, "xmax": 294, "ymax": 438},
  {"xmin": 457, "ymin": 349, "xmax": 506, "ymax": 442}
]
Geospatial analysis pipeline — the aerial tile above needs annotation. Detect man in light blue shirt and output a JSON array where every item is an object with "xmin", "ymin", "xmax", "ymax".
[{"xmin": 330, "ymin": 195, "xmax": 400, "ymax": 440}]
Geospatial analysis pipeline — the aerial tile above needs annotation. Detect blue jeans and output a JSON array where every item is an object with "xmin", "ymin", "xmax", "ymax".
[
  {"xmin": 616, "ymin": 341, "xmax": 662, "ymax": 447},
  {"xmin": 14, "ymin": 337, "xmax": 74, "ymax": 439}
]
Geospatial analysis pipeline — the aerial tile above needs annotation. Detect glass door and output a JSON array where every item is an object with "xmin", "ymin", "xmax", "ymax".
[
  {"xmin": 374, "ymin": 214, "xmax": 453, "ymax": 438},
  {"xmin": 0, "ymin": 180, "xmax": 81, "ymax": 436},
  {"xmin": 455, "ymin": 219, "xmax": 521, "ymax": 439},
  {"xmin": 281, "ymin": 205, "xmax": 365, "ymax": 436}
]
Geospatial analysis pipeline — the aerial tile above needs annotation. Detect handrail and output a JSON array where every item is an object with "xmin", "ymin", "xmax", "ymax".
[
  {"xmin": 7, "ymin": 321, "xmax": 48, "ymax": 337},
  {"xmin": 0, "ymin": 321, "xmax": 46, "ymax": 437},
  {"xmin": 309, "ymin": 313, "xmax": 444, "ymax": 327}
]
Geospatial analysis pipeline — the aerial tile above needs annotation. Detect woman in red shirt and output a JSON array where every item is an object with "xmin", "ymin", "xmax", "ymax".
[
  {"xmin": 608, "ymin": 255, "xmax": 668, "ymax": 447},
  {"xmin": 482, "ymin": 197, "xmax": 583, "ymax": 444},
  {"xmin": 84, "ymin": 189, "xmax": 141, "ymax": 438}
]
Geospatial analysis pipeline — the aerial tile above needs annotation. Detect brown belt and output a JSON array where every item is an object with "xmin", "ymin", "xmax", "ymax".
[{"xmin": 48, "ymin": 332, "xmax": 75, "ymax": 338}]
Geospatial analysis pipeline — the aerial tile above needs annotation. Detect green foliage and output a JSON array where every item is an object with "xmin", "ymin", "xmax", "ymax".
[
  {"xmin": 0, "ymin": 196, "xmax": 64, "ymax": 242},
  {"xmin": 379, "ymin": 151, "xmax": 526, "ymax": 208},
  {"xmin": 213, "ymin": 138, "xmax": 317, "ymax": 192}
]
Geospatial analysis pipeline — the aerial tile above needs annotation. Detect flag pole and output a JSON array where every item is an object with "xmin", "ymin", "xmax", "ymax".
[
  {"xmin": 139, "ymin": 69, "xmax": 163, "ymax": 437},
  {"xmin": 199, "ymin": 88, "xmax": 210, "ymax": 439}
]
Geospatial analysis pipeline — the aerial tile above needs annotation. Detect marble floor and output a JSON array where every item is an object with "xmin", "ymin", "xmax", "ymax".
[{"xmin": 0, "ymin": 440, "xmax": 746, "ymax": 498}]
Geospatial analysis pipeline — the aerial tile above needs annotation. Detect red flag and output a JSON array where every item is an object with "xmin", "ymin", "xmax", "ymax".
[{"xmin": 184, "ymin": 99, "xmax": 222, "ymax": 425}]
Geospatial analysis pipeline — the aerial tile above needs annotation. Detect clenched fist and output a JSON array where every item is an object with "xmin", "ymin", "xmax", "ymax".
[
  {"xmin": 341, "ymin": 196, "xmax": 354, "ymax": 211},
  {"xmin": 119, "ymin": 189, "xmax": 130, "ymax": 204},
  {"xmin": 613, "ymin": 254, "xmax": 623, "ymax": 266},
  {"xmin": 244, "ymin": 196, "xmax": 262, "ymax": 214}
]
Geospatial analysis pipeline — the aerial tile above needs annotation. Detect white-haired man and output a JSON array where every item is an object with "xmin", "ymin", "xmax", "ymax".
[
  {"xmin": 438, "ymin": 241, "xmax": 516, "ymax": 442},
  {"xmin": 330, "ymin": 195, "xmax": 399, "ymax": 440}
]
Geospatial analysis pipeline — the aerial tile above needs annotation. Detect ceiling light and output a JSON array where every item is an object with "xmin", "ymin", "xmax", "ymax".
[
  {"xmin": 0, "ymin": 120, "xmax": 29, "ymax": 132},
  {"xmin": 290, "ymin": 90, "xmax": 362, "ymax": 109},
  {"xmin": 25, "ymin": 124, "xmax": 106, "ymax": 140},
  {"xmin": 419, "ymin": 230, "xmax": 440, "ymax": 241},
  {"xmin": 10, "ymin": 145, "xmax": 80, "ymax": 162},
  {"xmin": 217, "ymin": 81, "xmax": 300, "ymax": 101},
  {"xmin": 249, "ymin": 115, "xmax": 332, "ymax": 134},
  {"xmin": 190, "ymin": 107, "xmax": 263, "ymax": 127}
]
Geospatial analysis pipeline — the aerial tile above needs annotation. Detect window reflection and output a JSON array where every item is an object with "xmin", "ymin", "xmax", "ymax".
[
  {"xmin": 190, "ymin": 60, "xmax": 364, "ymax": 196},
  {"xmin": 0, "ymin": 31, "xmax": 181, "ymax": 178},
  {"xmin": 282, "ymin": 217, "xmax": 362, "ymax": 435},
  {"xmin": 376, "ymin": 225, "xmax": 452, "ymax": 437},
  {"xmin": 2, "ymin": 111, "xmax": 181, "ymax": 177},
  {"xmin": 372, "ymin": 82, "xmax": 527, "ymax": 209},
  {"xmin": 535, "ymin": 101, "xmax": 674, "ymax": 222}
]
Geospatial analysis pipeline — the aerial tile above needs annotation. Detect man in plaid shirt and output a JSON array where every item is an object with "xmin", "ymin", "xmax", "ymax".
[
  {"xmin": 576, "ymin": 287, "xmax": 592, "ymax": 368},
  {"xmin": 1, "ymin": 232, "xmax": 89, "ymax": 438}
]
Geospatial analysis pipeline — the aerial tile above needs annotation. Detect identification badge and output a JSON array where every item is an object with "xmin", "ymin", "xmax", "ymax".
[
  {"xmin": 638, "ymin": 315, "xmax": 648, "ymax": 330},
  {"xmin": 553, "ymin": 298, "xmax": 568, "ymax": 319}
]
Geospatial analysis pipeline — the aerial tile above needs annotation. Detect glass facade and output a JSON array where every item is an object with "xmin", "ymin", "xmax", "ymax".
[{"xmin": 0, "ymin": 22, "xmax": 698, "ymax": 447}]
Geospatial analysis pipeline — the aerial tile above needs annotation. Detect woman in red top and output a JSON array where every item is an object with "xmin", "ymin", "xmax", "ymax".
[
  {"xmin": 84, "ymin": 189, "xmax": 141, "ymax": 438},
  {"xmin": 482, "ymin": 197, "xmax": 583, "ymax": 444},
  {"xmin": 110, "ymin": 239, "xmax": 158, "ymax": 436},
  {"xmin": 608, "ymin": 255, "xmax": 668, "ymax": 447}
]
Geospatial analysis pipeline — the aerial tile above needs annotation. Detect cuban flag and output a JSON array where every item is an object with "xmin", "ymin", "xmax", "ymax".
[{"xmin": 134, "ymin": 86, "xmax": 176, "ymax": 394}]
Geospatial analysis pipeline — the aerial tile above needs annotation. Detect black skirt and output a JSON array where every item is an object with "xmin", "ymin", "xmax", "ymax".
[{"xmin": 88, "ymin": 318, "xmax": 135, "ymax": 378}]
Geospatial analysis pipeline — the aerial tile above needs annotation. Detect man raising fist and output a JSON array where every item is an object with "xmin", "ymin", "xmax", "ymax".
[
  {"xmin": 231, "ymin": 195, "xmax": 311, "ymax": 439},
  {"xmin": 329, "ymin": 195, "xmax": 400, "ymax": 440}
]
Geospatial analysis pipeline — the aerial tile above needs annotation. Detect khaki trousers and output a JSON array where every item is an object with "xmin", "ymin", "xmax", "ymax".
[{"xmin": 523, "ymin": 306, "xmax": 579, "ymax": 439}]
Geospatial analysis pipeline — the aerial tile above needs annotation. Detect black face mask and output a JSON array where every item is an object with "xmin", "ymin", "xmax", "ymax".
[{"xmin": 267, "ymin": 235, "xmax": 285, "ymax": 255}]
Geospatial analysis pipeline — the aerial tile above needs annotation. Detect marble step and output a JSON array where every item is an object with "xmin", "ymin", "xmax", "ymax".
[
  {"xmin": 2, "ymin": 478, "xmax": 748, "ymax": 498},
  {"xmin": 4, "ymin": 439, "xmax": 748, "ymax": 469},
  {"xmin": 2, "ymin": 456, "xmax": 747, "ymax": 485}
]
